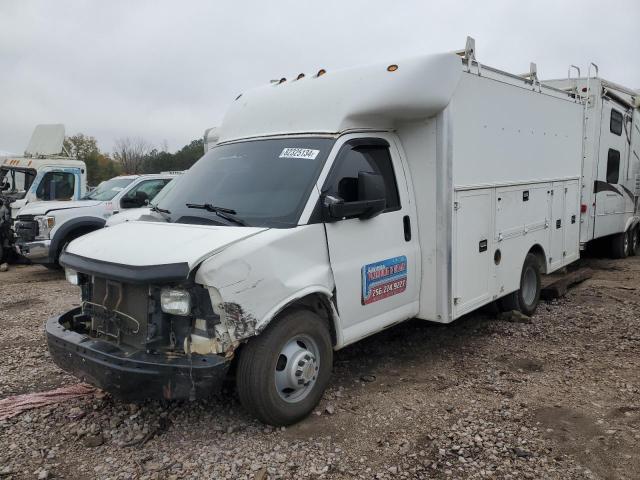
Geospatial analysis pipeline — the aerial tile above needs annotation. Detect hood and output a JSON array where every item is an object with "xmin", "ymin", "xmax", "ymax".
[
  {"xmin": 18, "ymin": 200, "xmax": 102, "ymax": 216},
  {"xmin": 66, "ymin": 221, "xmax": 268, "ymax": 270},
  {"xmin": 105, "ymin": 207, "xmax": 152, "ymax": 227}
]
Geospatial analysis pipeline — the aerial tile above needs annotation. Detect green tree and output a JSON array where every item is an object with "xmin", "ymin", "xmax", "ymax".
[
  {"xmin": 64, "ymin": 133, "xmax": 121, "ymax": 185},
  {"xmin": 141, "ymin": 138, "xmax": 204, "ymax": 173}
]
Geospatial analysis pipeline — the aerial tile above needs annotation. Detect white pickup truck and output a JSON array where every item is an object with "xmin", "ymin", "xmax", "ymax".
[{"xmin": 15, "ymin": 173, "xmax": 177, "ymax": 266}]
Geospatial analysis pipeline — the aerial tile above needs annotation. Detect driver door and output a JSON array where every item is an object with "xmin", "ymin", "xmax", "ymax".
[{"xmin": 320, "ymin": 134, "xmax": 420, "ymax": 345}]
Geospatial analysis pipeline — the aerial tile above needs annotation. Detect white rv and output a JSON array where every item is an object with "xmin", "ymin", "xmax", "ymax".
[
  {"xmin": 47, "ymin": 39, "xmax": 638, "ymax": 426},
  {"xmin": 544, "ymin": 73, "xmax": 640, "ymax": 256}
]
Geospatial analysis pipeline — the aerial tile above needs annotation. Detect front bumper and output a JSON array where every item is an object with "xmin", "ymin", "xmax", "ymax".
[
  {"xmin": 18, "ymin": 239, "xmax": 51, "ymax": 262},
  {"xmin": 46, "ymin": 308, "xmax": 231, "ymax": 400}
]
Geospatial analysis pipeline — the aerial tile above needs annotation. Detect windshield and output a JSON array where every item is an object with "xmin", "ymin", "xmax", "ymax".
[
  {"xmin": 83, "ymin": 177, "xmax": 134, "ymax": 201},
  {"xmin": 150, "ymin": 176, "xmax": 181, "ymax": 206},
  {"xmin": 0, "ymin": 167, "xmax": 37, "ymax": 198},
  {"xmin": 156, "ymin": 137, "xmax": 335, "ymax": 227}
]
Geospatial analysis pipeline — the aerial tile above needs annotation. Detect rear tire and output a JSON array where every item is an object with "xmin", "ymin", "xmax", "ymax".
[
  {"xmin": 610, "ymin": 231, "xmax": 629, "ymax": 259},
  {"xmin": 499, "ymin": 253, "xmax": 541, "ymax": 316},
  {"xmin": 236, "ymin": 309, "xmax": 333, "ymax": 426},
  {"xmin": 628, "ymin": 228, "xmax": 639, "ymax": 257}
]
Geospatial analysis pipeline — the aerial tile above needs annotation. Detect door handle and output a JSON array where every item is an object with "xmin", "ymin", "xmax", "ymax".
[{"xmin": 403, "ymin": 215, "xmax": 411, "ymax": 241}]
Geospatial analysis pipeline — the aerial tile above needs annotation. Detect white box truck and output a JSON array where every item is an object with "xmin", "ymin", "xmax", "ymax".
[{"xmin": 47, "ymin": 39, "xmax": 639, "ymax": 425}]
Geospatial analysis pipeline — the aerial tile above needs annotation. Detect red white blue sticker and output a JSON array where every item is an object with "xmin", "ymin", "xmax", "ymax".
[{"xmin": 361, "ymin": 256, "xmax": 407, "ymax": 305}]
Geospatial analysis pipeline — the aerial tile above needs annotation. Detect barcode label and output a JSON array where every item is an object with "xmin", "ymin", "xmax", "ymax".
[{"xmin": 279, "ymin": 148, "xmax": 320, "ymax": 160}]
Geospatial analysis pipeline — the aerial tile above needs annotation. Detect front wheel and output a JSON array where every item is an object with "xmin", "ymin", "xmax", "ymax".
[
  {"xmin": 236, "ymin": 309, "xmax": 333, "ymax": 426},
  {"xmin": 499, "ymin": 253, "xmax": 541, "ymax": 316}
]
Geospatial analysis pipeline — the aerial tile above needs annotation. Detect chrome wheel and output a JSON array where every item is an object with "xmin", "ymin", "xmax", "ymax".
[
  {"xmin": 521, "ymin": 265, "xmax": 537, "ymax": 307},
  {"xmin": 274, "ymin": 334, "xmax": 320, "ymax": 403}
]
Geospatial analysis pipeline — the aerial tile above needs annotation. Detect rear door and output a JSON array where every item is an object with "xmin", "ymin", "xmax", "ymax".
[
  {"xmin": 594, "ymin": 101, "xmax": 630, "ymax": 238},
  {"xmin": 320, "ymin": 134, "xmax": 420, "ymax": 344}
]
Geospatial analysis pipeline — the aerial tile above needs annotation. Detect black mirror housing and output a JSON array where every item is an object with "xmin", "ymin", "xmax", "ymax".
[{"xmin": 323, "ymin": 171, "xmax": 386, "ymax": 221}]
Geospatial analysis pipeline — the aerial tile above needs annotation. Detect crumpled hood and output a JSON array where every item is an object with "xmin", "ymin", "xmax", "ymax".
[
  {"xmin": 66, "ymin": 221, "xmax": 268, "ymax": 270},
  {"xmin": 18, "ymin": 200, "xmax": 102, "ymax": 216}
]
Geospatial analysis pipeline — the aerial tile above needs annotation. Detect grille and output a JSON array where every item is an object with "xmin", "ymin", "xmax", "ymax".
[
  {"xmin": 14, "ymin": 219, "xmax": 38, "ymax": 242},
  {"xmin": 85, "ymin": 277, "xmax": 149, "ymax": 347}
]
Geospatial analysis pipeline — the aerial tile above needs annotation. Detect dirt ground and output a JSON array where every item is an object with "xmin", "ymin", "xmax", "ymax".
[{"xmin": 0, "ymin": 258, "xmax": 638, "ymax": 480}]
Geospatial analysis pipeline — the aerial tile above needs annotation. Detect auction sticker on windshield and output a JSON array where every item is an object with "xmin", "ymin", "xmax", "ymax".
[
  {"xmin": 361, "ymin": 256, "xmax": 407, "ymax": 305},
  {"xmin": 279, "ymin": 148, "xmax": 320, "ymax": 160}
]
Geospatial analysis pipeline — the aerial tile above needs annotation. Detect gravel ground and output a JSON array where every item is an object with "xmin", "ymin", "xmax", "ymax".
[{"xmin": 0, "ymin": 258, "xmax": 638, "ymax": 479}]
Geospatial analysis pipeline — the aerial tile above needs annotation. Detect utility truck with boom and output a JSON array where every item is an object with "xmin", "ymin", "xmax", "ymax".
[
  {"xmin": 0, "ymin": 124, "xmax": 87, "ymax": 262},
  {"xmin": 47, "ymin": 38, "xmax": 639, "ymax": 426}
]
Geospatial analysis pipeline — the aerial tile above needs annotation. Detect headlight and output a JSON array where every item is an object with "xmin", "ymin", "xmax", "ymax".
[
  {"xmin": 160, "ymin": 288, "xmax": 191, "ymax": 316},
  {"xmin": 35, "ymin": 215, "xmax": 55, "ymax": 240},
  {"xmin": 65, "ymin": 268, "xmax": 79, "ymax": 285}
]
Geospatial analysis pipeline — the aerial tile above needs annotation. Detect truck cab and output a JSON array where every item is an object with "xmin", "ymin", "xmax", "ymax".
[
  {"xmin": 0, "ymin": 124, "xmax": 87, "ymax": 262},
  {"xmin": 15, "ymin": 173, "xmax": 176, "ymax": 266},
  {"xmin": 1, "ymin": 157, "xmax": 87, "ymax": 218}
]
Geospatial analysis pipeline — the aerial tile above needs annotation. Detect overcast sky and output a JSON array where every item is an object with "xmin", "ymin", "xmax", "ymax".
[{"xmin": 1, "ymin": 0, "xmax": 638, "ymax": 155}]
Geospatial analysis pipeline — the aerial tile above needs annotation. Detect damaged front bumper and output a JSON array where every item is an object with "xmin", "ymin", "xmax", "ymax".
[{"xmin": 46, "ymin": 308, "xmax": 231, "ymax": 401}]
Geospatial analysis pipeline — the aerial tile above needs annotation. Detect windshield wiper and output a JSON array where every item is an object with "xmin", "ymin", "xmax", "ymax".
[
  {"xmin": 186, "ymin": 203, "xmax": 247, "ymax": 226},
  {"xmin": 150, "ymin": 203, "xmax": 171, "ymax": 215}
]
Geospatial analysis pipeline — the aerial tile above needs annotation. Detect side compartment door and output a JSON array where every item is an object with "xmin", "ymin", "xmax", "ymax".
[
  {"xmin": 453, "ymin": 189, "xmax": 492, "ymax": 316},
  {"xmin": 321, "ymin": 135, "xmax": 420, "ymax": 344},
  {"xmin": 549, "ymin": 182, "xmax": 565, "ymax": 271},
  {"xmin": 563, "ymin": 180, "xmax": 580, "ymax": 264}
]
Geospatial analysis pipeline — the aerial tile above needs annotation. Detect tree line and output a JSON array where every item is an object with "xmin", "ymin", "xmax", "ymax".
[{"xmin": 63, "ymin": 134, "xmax": 204, "ymax": 186}]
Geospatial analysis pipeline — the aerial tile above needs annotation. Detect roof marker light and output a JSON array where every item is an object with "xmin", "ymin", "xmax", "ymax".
[
  {"xmin": 387, "ymin": 64, "xmax": 398, "ymax": 72},
  {"xmin": 278, "ymin": 77, "xmax": 287, "ymax": 84},
  {"xmin": 316, "ymin": 69, "xmax": 326, "ymax": 77},
  {"xmin": 296, "ymin": 73, "xmax": 305, "ymax": 80}
]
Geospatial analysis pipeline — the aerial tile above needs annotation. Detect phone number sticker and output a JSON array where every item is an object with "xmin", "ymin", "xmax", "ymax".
[{"xmin": 361, "ymin": 256, "xmax": 407, "ymax": 305}]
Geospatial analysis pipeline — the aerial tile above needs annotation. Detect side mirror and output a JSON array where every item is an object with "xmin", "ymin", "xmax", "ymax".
[
  {"xmin": 121, "ymin": 191, "xmax": 149, "ymax": 209},
  {"xmin": 324, "ymin": 171, "xmax": 386, "ymax": 221}
]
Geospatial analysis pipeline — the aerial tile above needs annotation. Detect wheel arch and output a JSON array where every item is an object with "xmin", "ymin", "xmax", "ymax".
[
  {"xmin": 527, "ymin": 243, "xmax": 548, "ymax": 274},
  {"xmin": 624, "ymin": 216, "xmax": 640, "ymax": 234},
  {"xmin": 258, "ymin": 287, "xmax": 342, "ymax": 348},
  {"xmin": 50, "ymin": 216, "xmax": 106, "ymax": 262}
]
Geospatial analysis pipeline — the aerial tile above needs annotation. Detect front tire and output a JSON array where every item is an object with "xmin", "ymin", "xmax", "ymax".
[
  {"xmin": 236, "ymin": 309, "xmax": 333, "ymax": 426},
  {"xmin": 499, "ymin": 253, "xmax": 541, "ymax": 316}
]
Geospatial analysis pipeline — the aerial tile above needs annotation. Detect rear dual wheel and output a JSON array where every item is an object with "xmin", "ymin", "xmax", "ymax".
[
  {"xmin": 499, "ymin": 253, "xmax": 541, "ymax": 316},
  {"xmin": 611, "ymin": 229, "xmax": 638, "ymax": 259},
  {"xmin": 628, "ymin": 228, "xmax": 639, "ymax": 257}
]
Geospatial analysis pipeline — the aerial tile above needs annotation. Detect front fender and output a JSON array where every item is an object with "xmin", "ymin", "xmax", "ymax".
[{"xmin": 195, "ymin": 224, "xmax": 335, "ymax": 340}]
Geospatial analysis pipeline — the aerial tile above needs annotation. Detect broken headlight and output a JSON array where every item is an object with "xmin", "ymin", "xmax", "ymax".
[
  {"xmin": 35, "ymin": 215, "xmax": 55, "ymax": 240},
  {"xmin": 65, "ymin": 268, "xmax": 79, "ymax": 285},
  {"xmin": 160, "ymin": 288, "xmax": 192, "ymax": 316}
]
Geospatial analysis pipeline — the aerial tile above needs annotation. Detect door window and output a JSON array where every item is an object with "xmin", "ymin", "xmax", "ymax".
[
  {"xmin": 324, "ymin": 144, "xmax": 400, "ymax": 214},
  {"xmin": 36, "ymin": 171, "xmax": 75, "ymax": 200},
  {"xmin": 610, "ymin": 109, "xmax": 623, "ymax": 136},
  {"xmin": 606, "ymin": 149, "xmax": 620, "ymax": 184}
]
